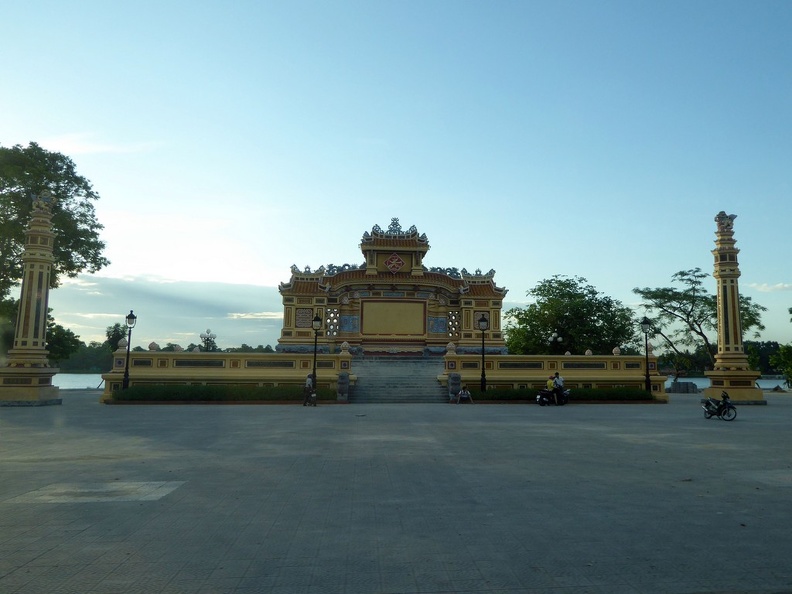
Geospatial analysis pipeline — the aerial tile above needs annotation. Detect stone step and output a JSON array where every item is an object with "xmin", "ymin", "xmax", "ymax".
[{"xmin": 351, "ymin": 357, "xmax": 447, "ymax": 404}]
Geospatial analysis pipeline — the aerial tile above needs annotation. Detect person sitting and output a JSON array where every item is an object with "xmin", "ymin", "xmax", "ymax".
[{"xmin": 456, "ymin": 385, "xmax": 473, "ymax": 404}]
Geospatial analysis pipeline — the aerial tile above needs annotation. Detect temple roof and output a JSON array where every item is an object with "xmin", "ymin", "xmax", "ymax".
[
  {"xmin": 360, "ymin": 218, "xmax": 429, "ymax": 251},
  {"xmin": 280, "ymin": 268, "xmax": 507, "ymax": 298},
  {"xmin": 278, "ymin": 219, "xmax": 507, "ymax": 298}
]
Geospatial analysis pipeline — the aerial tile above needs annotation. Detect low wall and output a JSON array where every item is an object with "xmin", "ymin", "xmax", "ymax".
[
  {"xmin": 102, "ymin": 349, "xmax": 667, "ymax": 402},
  {"xmin": 101, "ymin": 349, "xmax": 355, "ymax": 402},
  {"xmin": 442, "ymin": 351, "xmax": 667, "ymax": 401}
]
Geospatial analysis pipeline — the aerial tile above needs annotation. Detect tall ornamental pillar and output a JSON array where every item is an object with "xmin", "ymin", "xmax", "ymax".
[
  {"xmin": 0, "ymin": 191, "xmax": 62, "ymax": 406},
  {"xmin": 703, "ymin": 211, "xmax": 763, "ymax": 404}
]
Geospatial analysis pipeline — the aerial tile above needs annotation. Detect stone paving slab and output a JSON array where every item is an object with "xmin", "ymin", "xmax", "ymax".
[{"xmin": 1, "ymin": 391, "xmax": 791, "ymax": 593}]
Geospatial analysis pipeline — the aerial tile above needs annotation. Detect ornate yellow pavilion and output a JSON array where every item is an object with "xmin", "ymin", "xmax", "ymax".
[{"xmin": 277, "ymin": 219, "xmax": 508, "ymax": 355}]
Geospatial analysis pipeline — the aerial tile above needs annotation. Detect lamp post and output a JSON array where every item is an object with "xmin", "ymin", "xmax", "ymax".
[
  {"xmin": 550, "ymin": 332, "xmax": 563, "ymax": 354},
  {"xmin": 312, "ymin": 314, "xmax": 322, "ymax": 391},
  {"xmin": 200, "ymin": 328, "xmax": 217, "ymax": 352},
  {"xmin": 640, "ymin": 316, "xmax": 651, "ymax": 393},
  {"xmin": 122, "ymin": 310, "xmax": 137, "ymax": 390},
  {"xmin": 478, "ymin": 313, "xmax": 489, "ymax": 392}
]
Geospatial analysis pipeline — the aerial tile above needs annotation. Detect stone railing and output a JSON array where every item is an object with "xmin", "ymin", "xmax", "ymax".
[
  {"xmin": 101, "ymin": 348, "xmax": 354, "ymax": 402},
  {"xmin": 442, "ymin": 344, "xmax": 667, "ymax": 399}
]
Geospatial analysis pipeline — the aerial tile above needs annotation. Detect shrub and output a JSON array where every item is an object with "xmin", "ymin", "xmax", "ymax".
[{"xmin": 111, "ymin": 384, "xmax": 336, "ymax": 402}]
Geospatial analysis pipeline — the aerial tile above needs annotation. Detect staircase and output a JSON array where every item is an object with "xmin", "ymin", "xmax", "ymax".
[{"xmin": 350, "ymin": 356, "xmax": 448, "ymax": 403}]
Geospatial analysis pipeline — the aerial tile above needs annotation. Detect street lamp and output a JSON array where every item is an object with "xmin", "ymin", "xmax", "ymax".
[
  {"xmin": 478, "ymin": 313, "xmax": 489, "ymax": 392},
  {"xmin": 200, "ymin": 328, "xmax": 217, "ymax": 352},
  {"xmin": 122, "ymin": 310, "xmax": 137, "ymax": 390},
  {"xmin": 640, "ymin": 316, "xmax": 652, "ymax": 393},
  {"xmin": 312, "ymin": 314, "xmax": 322, "ymax": 391},
  {"xmin": 550, "ymin": 332, "xmax": 563, "ymax": 353}
]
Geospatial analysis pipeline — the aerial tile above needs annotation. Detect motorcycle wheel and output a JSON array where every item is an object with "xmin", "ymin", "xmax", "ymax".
[
  {"xmin": 704, "ymin": 409, "xmax": 713, "ymax": 419},
  {"xmin": 538, "ymin": 400, "xmax": 546, "ymax": 406},
  {"xmin": 721, "ymin": 406, "xmax": 737, "ymax": 421}
]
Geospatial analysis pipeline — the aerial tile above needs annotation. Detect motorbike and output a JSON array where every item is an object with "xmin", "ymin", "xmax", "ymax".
[
  {"xmin": 702, "ymin": 391, "xmax": 737, "ymax": 421},
  {"xmin": 536, "ymin": 388, "xmax": 570, "ymax": 406}
]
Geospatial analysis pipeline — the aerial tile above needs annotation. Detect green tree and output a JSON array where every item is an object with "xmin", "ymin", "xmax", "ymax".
[
  {"xmin": 225, "ymin": 344, "xmax": 276, "ymax": 353},
  {"xmin": 0, "ymin": 298, "xmax": 15, "ymax": 355},
  {"xmin": 46, "ymin": 318, "xmax": 82, "ymax": 363},
  {"xmin": 744, "ymin": 341, "xmax": 781, "ymax": 375},
  {"xmin": 770, "ymin": 344, "xmax": 792, "ymax": 388},
  {"xmin": 633, "ymin": 268, "xmax": 766, "ymax": 374},
  {"xmin": 105, "ymin": 323, "xmax": 128, "ymax": 351},
  {"xmin": 504, "ymin": 275, "xmax": 637, "ymax": 355},
  {"xmin": 58, "ymin": 341, "xmax": 113, "ymax": 373},
  {"xmin": 0, "ymin": 142, "xmax": 109, "ymax": 300}
]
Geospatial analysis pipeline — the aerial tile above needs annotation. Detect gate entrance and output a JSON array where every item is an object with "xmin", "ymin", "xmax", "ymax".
[{"xmin": 277, "ymin": 219, "xmax": 508, "ymax": 355}]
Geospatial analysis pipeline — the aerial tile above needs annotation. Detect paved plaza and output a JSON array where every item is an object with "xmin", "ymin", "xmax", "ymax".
[{"xmin": 1, "ymin": 391, "xmax": 792, "ymax": 594}]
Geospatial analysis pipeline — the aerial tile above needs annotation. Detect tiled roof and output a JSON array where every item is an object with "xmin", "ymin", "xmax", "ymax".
[
  {"xmin": 361, "ymin": 236, "xmax": 429, "ymax": 249},
  {"xmin": 465, "ymin": 282, "xmax": 507, "ymax": 297},
  {"xmin": 279, "ymin": 279, "xmax": 321, "ymax": 295}
]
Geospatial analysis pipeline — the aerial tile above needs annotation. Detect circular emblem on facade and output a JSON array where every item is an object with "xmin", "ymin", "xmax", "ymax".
[{"xmin": 385, "ymin": 253, "xmax": 406, "ymax": 274}]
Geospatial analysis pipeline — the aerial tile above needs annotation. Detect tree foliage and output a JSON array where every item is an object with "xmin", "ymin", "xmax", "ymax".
[
  {"xmin": 504, "ymin": 275, "xmax": 637, "ymax": 355},
  {"xmin": 770, "ymin": 344, "xmax": 792, "ymax": 388},
  {"xmin": 46, "ymin": 318, "xmax": 82, "ymax": 363},
  {"xmin": 0, "ymin": 142, "xmax": 109, "ymax": 299},
  {"xmin": 57, "ymin": 341, "xmax": 113, "ymax": 373},
  {"xmin": 0, "ymin": 298, "xmax": 16, "ymax": 356},
  {"xmin": 225, "ymin": 344, "xmax": 274, "ymax": 353},
  {"xmin": 633, "ymin": 268, "xmax": 766, "ymax": 374},
  {"xmin": 105, "ymin": 323, "xmax": 128, "ymax": 351},
  {"xmin": 744, "ymin": 341, "xmax": 782, "ymax": 375}
]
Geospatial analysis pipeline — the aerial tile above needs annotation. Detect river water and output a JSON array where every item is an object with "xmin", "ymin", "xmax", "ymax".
[
  {"xmin": 667, "ymin": 377, "xmax": 787, "ymax": 391},
  {"xmin": 53, "ymin": 374, "xmax": 106, "ymax": 390}
]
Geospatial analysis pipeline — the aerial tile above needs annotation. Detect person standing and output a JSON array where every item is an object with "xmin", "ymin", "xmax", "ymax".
[
  {"xmin": 553, "ymin": 372, "xmax": 565, "ymax": 405},
  {"xmin": 545, "ymin": 375, "xmax": 556, "ymax": 405},
  {"xmin": 303, "ymin": 374, "xmax": 314, "ymax": 406}
]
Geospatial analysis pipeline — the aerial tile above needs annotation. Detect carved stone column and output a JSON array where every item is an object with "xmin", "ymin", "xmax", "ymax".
[
  {"xmin": 703, "ymin": 212, "xmax": 763, "ymax": 404},
  {"xmin": 0, "ymin": 191, "xmax": 61, "ymax": 406}
]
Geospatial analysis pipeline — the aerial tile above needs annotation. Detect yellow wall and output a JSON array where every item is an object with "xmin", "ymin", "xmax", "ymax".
[{"xmin": 361, "ymin": 301, "xmax": 425, "ymax": 335}]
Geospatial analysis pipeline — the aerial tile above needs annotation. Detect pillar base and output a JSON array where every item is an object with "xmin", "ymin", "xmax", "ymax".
[
  {"xmin": 0, "ymin": 368, "xmax": 61, "ymax": 406},
  {"xmin": 704, "ymin": 369, "xmax": 764, "ymax": 404},
  {"xmin": 0, "ymin": 385, "xmax": 62, "ymax": 406}
]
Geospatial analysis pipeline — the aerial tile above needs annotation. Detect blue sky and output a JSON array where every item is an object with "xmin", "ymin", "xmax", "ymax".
[{"xmin": 2, "ymin": 1, "xmax": 791, "ymax": 350}]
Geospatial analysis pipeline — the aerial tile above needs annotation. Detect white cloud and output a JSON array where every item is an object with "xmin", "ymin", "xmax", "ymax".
[
  {"xmin": 69, "ymin": 313, "xmax": 126, "ymax": 320},
  {"xmin": 61, "ymin": 278, "xmax": 99, "ymax": 288},
  {"xmin": 749, "ymin": 283, "xmax": 792, "ymax": 293},
  {"xmin": 227, "ymin": 312, "xmax": 283, "ymax": 320}
]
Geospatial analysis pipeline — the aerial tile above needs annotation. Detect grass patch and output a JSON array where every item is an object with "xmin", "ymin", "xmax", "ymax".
[{"xmin": 111, "ymin": 384, "xmax": 336, "ymax": 402}]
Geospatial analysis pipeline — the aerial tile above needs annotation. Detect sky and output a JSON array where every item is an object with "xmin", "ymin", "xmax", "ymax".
[{"xmin": 2, "ymin": 0, "xmax": 791, "ymax": 351}]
